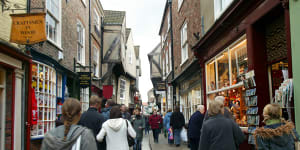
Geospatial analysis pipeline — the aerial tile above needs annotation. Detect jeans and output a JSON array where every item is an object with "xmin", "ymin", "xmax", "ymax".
[
  {"xmin": 145, "ymin": 126, "xmax": 150, "ymax": 135},
  {"xmin": 152, "ymin": 129, "xmax": 160, "ymax": 143},
  {"xmin": 189, "ymin": 138, "xmax": 200, "ymax": 150},
  {"xmin": 133, "ymin": 138, "xmax": 142, "ymax": 150},
  {"xmin": 174, "ymin": 128, "xmax": 182, "ymax": 145}
]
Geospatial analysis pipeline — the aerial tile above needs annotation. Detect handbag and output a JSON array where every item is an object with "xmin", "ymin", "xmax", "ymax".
[
  {"xmin": 125, "ymin": 120, "xmax": 135, "ymax": 147},
  {"xmin": 168, "ymin": 128, "xmax": 174, "ymax": 140},
  {"xmin": 291, "ymin": 130, "xmax": 300, "ymax": 150}
]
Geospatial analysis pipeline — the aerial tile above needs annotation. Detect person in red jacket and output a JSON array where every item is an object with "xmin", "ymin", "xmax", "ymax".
[{"xmin": 149, "ymin": 110, "xmax": 162, "ymax": 143}]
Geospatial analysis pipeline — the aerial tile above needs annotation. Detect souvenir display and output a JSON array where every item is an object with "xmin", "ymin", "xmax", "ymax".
[{"xmin": 31, "ymin": 62, "xmax": 56, "ymax": 138}]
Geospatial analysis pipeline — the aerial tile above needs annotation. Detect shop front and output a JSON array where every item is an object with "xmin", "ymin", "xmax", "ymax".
[
  {"xmin": 194, "ymin": 0, "xmax": 293, "ymax": 149},
  {"xmin": 30, "ymin": 49, "xmax": 78, "ymax": 149},
  {"xmin": 0, "ymin": 41, "xmax": 31, "ymax": 150},
  {"xmin": 179, "ymin": 73, "xmax": 202, "ymax": 123}
]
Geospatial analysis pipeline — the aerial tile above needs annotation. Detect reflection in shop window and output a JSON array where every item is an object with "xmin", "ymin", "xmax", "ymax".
[
  {"xmin": 217, "ymin": 51, "xmax": 229, "ymax": 89},
  {"xmin": 206, "ymin": 60, "xmax": 216, "ymax": 92},
  {"xmin": 230, "ymin": 39, "xmax": 248, "ymax": 85}
]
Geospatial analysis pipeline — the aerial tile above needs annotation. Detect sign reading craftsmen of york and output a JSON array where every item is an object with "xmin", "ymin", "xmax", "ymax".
[
  {"xmin": 78, "ymin": 72, "xmax": 91, "ymax": 88},
  {"xmin": 10, "ymin": 13, "xmax": 46, "ymax": 45}
]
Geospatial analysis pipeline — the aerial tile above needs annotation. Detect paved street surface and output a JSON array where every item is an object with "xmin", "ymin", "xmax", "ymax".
[{"xmin": 148, "ymin": 132, "xmax": 189, "ymax": 150}]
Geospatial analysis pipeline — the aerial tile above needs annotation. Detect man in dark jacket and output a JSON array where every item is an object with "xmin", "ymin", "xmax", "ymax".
[
  {"xmin": 170, "ymin": 106, "xmax": 185, "ymax": 147},
  {"xmin": 121, "ymin": 104, "xmax": 131, "ymax": 120},
  {"xmin": 78, "ymin": 95, "xmax": 106, "ymax": 150},
  {"xmin": 188, "ymin": 105, "xmax": 205, "ymax": 150}
]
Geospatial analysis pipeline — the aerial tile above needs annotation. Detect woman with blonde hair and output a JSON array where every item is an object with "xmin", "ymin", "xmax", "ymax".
[
  {"xmin": 199, "ymin": 100, "xmax": 245, "ymax": 150},
  {"xmin": 41, "ymin": 98, "xmax": 97, "ymax": 150},
  {"xmin": 254, "ymin": 104, "xmax": 299, "ymax": 150}
]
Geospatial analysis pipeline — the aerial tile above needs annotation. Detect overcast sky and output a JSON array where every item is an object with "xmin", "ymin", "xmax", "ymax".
[{"xmin": 100, "ymin": 0, "xmax": 166, "ymax": 102}]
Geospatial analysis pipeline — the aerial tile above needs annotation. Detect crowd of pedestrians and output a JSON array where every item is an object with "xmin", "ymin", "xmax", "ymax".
[{"xmin": 40, "ymin": 94, "xmax": 300, "ymax": 150}]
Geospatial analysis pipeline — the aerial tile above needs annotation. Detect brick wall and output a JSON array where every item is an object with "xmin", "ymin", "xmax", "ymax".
[{"xmin": 172, "ymin": 0, "xmax": 202, "ymax": 77}]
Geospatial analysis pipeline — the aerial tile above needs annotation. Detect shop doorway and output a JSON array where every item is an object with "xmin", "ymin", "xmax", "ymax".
[{"xmin": 0, "ymin": 68, "xmax": 6, "ymax": 150}]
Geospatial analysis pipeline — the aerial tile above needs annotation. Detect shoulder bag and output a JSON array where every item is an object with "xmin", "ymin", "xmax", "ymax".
[{"xmin": 125, "ymin": 120, "xmax": 135, "ymax": 147}]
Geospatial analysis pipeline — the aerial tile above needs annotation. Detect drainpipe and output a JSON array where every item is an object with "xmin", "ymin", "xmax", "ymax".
[
  {"xmin": 88, "ymin": 0, "xmax": 92, "ymax": 96},
  {"xmin": 100, "ymin": 18, "xmax": 104, "ymax": 85},
  {"xmin": 168, "ymin": 0, "xmax": 177, "ymax": 107}
]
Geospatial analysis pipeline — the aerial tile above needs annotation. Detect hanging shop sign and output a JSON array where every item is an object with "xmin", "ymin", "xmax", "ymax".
[
  {"xmin": 10, "ymin": 13, "xmax": 46, "ymax": 45},
  {"xmin": 78, "ymin": 72, "xmax": 91, "ymax": 88}
]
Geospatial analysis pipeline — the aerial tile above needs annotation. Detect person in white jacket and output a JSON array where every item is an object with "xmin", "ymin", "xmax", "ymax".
[{"xmin": 97, "ymin": 105, "xmax": 136, "ymax": 150}]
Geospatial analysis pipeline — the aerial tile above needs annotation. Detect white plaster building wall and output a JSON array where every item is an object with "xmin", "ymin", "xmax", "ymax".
[{"xmin": 125, "ymin": 31, "xmax": 137, "ymax": 78}]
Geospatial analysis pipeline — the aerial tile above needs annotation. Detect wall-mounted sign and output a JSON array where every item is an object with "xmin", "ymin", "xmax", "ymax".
[
  {"xmin": 10, "ymin": 13, "xmax": 46, "ymax": 45},
  {"xmin": 78, "ymin": 72, "xmax": 91, "ymax": 88}
]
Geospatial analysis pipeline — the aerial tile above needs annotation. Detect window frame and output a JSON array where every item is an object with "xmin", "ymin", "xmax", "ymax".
[
  {"xmin": 94, "ymin": 8, "xmax": 100, "ymax": 31},
  {"xmin": 181, "ymin": 22, "xmax": 188, "ymax": 64},
  {"xmin": 120, "ymin": 79, "xmax": 126, "ymax": 100},
  {"xmin": 93, "ymin": 45, "xmax": 99, "ymax": 77},
  {"xmin": 77, "ymin": 21, "xmax": 85, "ymax": 65},
  {"xmin": 46, "ymin": 0, "xmax": 62, "ymax": 47}
]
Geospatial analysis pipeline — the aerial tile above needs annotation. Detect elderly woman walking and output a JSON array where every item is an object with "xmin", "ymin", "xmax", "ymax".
[
  {"xmin": 254, "ymin": 104, "xmax": 299, "ymax": 150},
  {"xmin": 199, "ymin": 100, "xmax": 245, "ymax": 150}
]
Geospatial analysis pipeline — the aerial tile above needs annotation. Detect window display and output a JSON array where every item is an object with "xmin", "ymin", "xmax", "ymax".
[
  {"xmin": 230, "ymin": 39, "xmax": 248, "ymax": 85},
  {"xmin": 217, "ymin": 51, "xmax": 229, "ymax": 89},
  {"xmin": 206, "ymin": 60, "xmax": 216, "ymax": 92},
  {"xmin": 31, "ymin": 62, "xmax": 56, "ymax": 138},
  {"xmin": 205, "ymin": 36, "xmax": 249, "ymax": 127}
]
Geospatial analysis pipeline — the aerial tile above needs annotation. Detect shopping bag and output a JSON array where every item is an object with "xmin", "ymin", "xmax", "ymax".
[
  {"xmin": 180, "ymin": 127, "xmax": 188, "ymax": 142},
  {"xmin": 168, "ymin": 128, "xmax": 174, "ymax": 140}
]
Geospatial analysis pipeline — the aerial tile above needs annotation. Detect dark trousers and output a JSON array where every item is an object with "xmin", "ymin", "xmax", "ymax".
[
  {"xmin": 189, "ymin": 138, "xmax": 200, "ymax": 150},
  {"xmin": 133, "ymin": 138, "xmax": 142, "ymax": 150},
  {"xmin": 145, "ymin": 126, "xmax": 150, "ymax": 135},
  {"xmin": 152, "ymin": 129, "xmax": 160, "ymax": 142}
]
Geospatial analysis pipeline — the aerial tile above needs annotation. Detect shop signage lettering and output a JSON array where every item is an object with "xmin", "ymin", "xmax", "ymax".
[
  {"xmin": 78, "ymin": 72, "xmax": 91, "ymax": 88},
  {"xmin": 10, "ymin": 13, "xmax": 46, "ymax": 45}
]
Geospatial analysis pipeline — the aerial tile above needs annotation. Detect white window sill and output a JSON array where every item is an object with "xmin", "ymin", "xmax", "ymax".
[
  {"xmin": 47, "ymin": 39, "xmax": 63, "ymax": 51},
  {"xmin": 180, "ymin": 58, "xmax": 188, "ymax": 66}
]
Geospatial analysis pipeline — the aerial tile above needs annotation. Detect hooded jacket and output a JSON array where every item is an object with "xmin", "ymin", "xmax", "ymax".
[
  {"xmin": 163, "ymin": 112, "xmax": 172, "ymax": 130},
  {"xmin": 41, "ymin": 125, "xmax": 97, "ymax": 150},
  {"xmin": 254, "ymin": 121, "xmax": 300, "ymax": 150},
  {"xmin": 96, "ymin": 118, "xmax": 136, "ymax": 150}
]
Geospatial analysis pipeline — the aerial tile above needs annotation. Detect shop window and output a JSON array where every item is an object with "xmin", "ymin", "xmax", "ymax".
[
  {"xmin": 80, "ymin": 88, "xmax": 89, "ymax": 112},
  {"xmin": 217, "ymin": 51, "xmax": 229, "ymax": 89},
  {"xmin": 46, "ymin": 0, "xmax": 61, "ymax": 46},
  {"xmin": 230, "ymin": 39, "xmax": 248, "ymax": 85},
  {"xmin": 206, "ymin": 60, "xmax": 216, "ymax": 92},
  {"xmin": 205, "ymin": 36, "xmax": 248, "ymax": 127},
  {"xmin": 120, "ymin": 79, "xmax": 126, "ymax": 101},
  {"xmin": 270, "ymin": 60, "xmax": 289, "ymax": 99},
  {"xmin": 31, "ymin": 62, "xmax": 56, "ymax": 138},
  {"xmin": 57, "ymin": 74, "xmax": 62, "ymax": 98}
]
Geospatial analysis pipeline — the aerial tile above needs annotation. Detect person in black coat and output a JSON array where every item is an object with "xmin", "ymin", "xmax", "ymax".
[
  {"xmin": 120, "ymin": 104, "xmax": 131, "ymax": 120},
  {"xmin": 170, "ymin": 106, "xmax": 185, "ymax": 147},
  {"xmin": 199, "ymin": 100, "xmax": 245, "ymax": 150},
  {"xmin": 78, "ymin": 95, "xmax": 106, "ymax": 150},
  {"xmin": 188, "ymin": 105, "xmax": 205, "ymax": 150}
]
